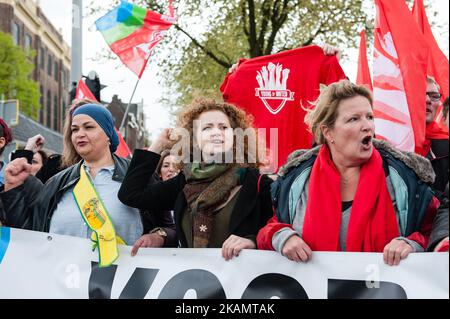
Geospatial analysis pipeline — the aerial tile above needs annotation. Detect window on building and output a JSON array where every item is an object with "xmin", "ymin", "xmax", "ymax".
[
  {"xmin": 54, "ymin": 61, "xmax": 59, "ymax": 81},
  {"xmin": 11, "ymin": 21, "xmax": 20, "ymax": 46},
  {"xmin": 47, "ymin": 55, "xmax": 53, "ymax": 76},
  {"xmin": 65, "ymin": 69, "xmax": 70, "ymax": 88},
  {"xmin": 39, "ymin": 47, "xmax": 45, "ymax": 69},
  {"xmin": 46, "ymin": 91, "xmax": 52, "ymax": 127},
  {"xmin": 39, "ymin": 86, "xmax": 44, "ymax": 123},
  {"xmin": 24, "ymin": 34, "xmax": 32, "ymax": 51},
  {"xmin": 62, "ymin": 102, "xmax": 66, "ymax": 123},
  {"xmin": 53, "ymin": 95, "xmax": 59, "ymax": 131},
  {"xmin": 63, "ymin": 70, "xmax": 68, "ymax": 89},
  {"xmin": 61, "ymin": 70, "xmax": 65, "ymax": 89}
]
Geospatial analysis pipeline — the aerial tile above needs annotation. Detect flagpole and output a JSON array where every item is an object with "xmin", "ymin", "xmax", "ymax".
[
  {"xmin": 119, "ymin": 77, "xmax": 140, "ymax": 135},
  {"xmin": 118, "ymin": 56, "xmax": 151, "ymax": 135}
]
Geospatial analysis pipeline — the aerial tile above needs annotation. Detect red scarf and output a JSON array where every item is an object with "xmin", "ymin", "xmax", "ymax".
[
  {"xmin": 421, "ymin": 122, "xmax": 449, "ymax": 157},
  {"xmin": 302, "ymin": 146, "xmax": 399, "ymax": 252}
]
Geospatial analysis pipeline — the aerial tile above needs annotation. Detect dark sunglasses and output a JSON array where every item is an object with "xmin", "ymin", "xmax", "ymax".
[{"xmin": 426, "ymin": 92, "xmax": 442, "ymax": 102}]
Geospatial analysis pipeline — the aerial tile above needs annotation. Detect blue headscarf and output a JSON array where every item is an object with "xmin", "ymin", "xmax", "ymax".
[{"xmin": 72, "ymin": 104, "xmax": 119, "ymax": 152}]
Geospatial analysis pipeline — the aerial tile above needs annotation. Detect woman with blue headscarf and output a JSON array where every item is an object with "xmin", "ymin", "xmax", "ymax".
[{"xmin": 0, "ymin": 103, "xmax": 145, "ymax": 247}]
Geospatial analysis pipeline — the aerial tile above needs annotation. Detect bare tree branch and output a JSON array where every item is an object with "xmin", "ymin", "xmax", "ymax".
[
  {"xmin": 246, "ymin": 0, "xmax": 260, "ymax": 57},
  {"xmin": 241, "ymin": 1, "xmax": 250, "ymax": 37},
  {"xmin": 255, "ymin": 0, "xmax": 271, "ymax": 56},
  {"xmin": 264, "ymin": 0, "xmax": 289, "ymax": 55},
  {"xmin": 302, "ymin": 24, "xmax": 325, "ymax": 47},
  {"xmin": 173, "ymin": 24, "xmax": 232, "ymax": 68}
]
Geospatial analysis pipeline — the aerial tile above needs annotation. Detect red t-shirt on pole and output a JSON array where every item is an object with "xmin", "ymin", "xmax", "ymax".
[{"xmin": 220, "ymin": 45, "xmax": 346, "ymax": 172}]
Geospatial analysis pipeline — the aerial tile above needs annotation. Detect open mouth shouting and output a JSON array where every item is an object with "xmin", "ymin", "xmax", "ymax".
[{"xmin": 361, "ymin": 135, "xmax": 373, "ymax": 151}]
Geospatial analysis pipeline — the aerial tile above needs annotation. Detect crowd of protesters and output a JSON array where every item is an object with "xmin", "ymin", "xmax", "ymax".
[{"xmin": 0, "ymin": 48, "xmax": 448, "ymax": 266}]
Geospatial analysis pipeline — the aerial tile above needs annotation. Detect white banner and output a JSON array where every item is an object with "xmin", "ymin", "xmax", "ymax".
[{"xmin": 0, "ymin": 227, "xmax": 448, "ymax": 299}]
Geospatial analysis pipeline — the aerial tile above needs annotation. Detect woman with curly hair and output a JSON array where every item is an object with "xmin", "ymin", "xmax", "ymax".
[{"xmin": 119, "ymin": 98, "xmax": 273, "ymax": 259}]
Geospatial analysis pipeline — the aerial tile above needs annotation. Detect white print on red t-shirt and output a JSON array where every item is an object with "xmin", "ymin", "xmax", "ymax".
[{"xmin": 255, "ymin": 62, "xmax": 295, "ymax": 115}]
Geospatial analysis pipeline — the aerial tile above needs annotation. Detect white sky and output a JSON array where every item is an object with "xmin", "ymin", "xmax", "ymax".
[{"xmin": 39, "ymin": 0, "xmax": 449, "ymax": 139}]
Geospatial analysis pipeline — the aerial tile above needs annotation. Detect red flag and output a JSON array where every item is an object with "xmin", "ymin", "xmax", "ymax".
[
  {"xmin": 73, "ymin": 80, "xmax": 132, "ymax": 158},
  {"xmin": 412, "ymin": 0, "xmax": 449, "ymax": 132},
  {"xmin": 220, "ymin": 46, "xmax": 346, "ymax": 172},
  {"xmin": 75, "ymin": 79, "xmax": 97, "ymax": 101},
  {"xmin": 372, "ymin": 0, "xmax": 429, "ymax": 154},
  {"xmin": 115, "ymin": 127, "xmax": 132, "ymax": 158},
  {"xmin": 356, "ymin": 29, "xmax": 373, "ymax": 91}
]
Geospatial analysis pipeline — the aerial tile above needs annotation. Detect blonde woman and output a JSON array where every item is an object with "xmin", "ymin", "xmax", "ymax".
[{"xmin": 257, "ymin": 80, "xmax": 439, "ymax": 266}]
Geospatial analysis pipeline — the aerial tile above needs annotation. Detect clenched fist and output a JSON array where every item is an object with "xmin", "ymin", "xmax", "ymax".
[
  {"xmin": 4, "ymin": 158, "xmax": 32, "ymax": 191},
  {"xmin": 25, "ymin": 134, "xmax": 45, "ymax": 153},
  {"xmin": 148, "ymin": 128, "xmax": 181, "ymax": 154}
]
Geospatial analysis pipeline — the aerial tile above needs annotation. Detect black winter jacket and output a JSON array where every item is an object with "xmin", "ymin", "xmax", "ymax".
[
  {"xmin": 428, "ymin": 139, "xmax": 449, "ymax": 198},
  {"xmin": 427, "ymin": 183, "xmax": 449, "ymax": 251},
  {"xmin": 0, "ymin": 155, "xmax": 176, "ymax": 245},
  {"xmin": 0, "ymin": 155, "xmax": 130, "ymax": 231},
  {"xmin": 118, "ymin": 150, "xmax": 273, "ymax": 248}
]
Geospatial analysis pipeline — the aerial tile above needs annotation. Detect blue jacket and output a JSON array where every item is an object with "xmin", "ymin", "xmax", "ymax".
[{"xmin": 271, "ymin": 140, "xmax": 436, "ymax": 238}]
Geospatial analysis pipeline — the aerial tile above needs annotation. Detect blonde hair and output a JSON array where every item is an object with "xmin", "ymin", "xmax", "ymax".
[
  {"xmin": 304, "ymin": 80, "xmax": 373, "ymax": 145},
  {"xmin": 427, "ymin": 75, "xmax": 440, "ymax": 91},
  {"xmin": 61, "ymin": 98, "xmax": 101, "ymax": 168},
  {"xmin": 176, "ymin": 98, "xmax": 264, "ymax": 168}
]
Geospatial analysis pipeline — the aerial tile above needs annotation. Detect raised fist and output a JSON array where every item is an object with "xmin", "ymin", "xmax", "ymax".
[
  {"xmin": 25, "ymin": 134, "xmax": 45, "ymax": 153},
  {"xmin": 4, "ymin": 158, "xmax": 32, "ymax": 191},
  {"xmin": 148, "ymin": 128, "xmax": 180, "ymax": 154}
]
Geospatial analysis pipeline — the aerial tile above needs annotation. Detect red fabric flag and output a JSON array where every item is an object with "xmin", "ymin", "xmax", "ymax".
[
  {"xmin": 73, "ymin": 80, "xmax": 132, "ymax": 158},
  {"xmin": 75, "ymin": 79, "xmax": 97, "ymax": 101},
  {"xmin": 356, "ymin": 29, "xmax": 373, "ymax": 91},
  {"xmin": 412, "ymin": 0, "xmax": 449, "ymax": 132},
  {"xmin": 115, "ymin": 127, "xmax": 132, "ymax": 158},
  {"xmin": 220, "ymin": 46, "xmax": 346, "ymax": 172},
  {"xmin": 372, "ymin": 0, "xmax": 429, "ymax": 154}
]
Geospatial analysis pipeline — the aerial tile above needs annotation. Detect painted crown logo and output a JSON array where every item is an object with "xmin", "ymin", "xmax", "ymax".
[{"xmin": 255, "ymin": 62, "xmax": 295, "ymax": 115}]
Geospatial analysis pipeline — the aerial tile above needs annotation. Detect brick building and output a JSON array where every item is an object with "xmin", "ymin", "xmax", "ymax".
[
  {"xmin": 107, "ymin": 95, "xmax": 148, "ymax": 151},
  {"xmin": 0, "ymin": 0, "xmax": 71, "ymax": 133}
]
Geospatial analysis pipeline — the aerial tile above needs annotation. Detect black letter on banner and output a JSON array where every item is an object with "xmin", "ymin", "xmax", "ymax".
[
  {"xmin": 328, "ymin": 279, "xmax": 407, "ymax": 299},
  {"xmin": 158, "ymin": 269, "xmax": 226, "ymax": 299},
  {"xmin": 119, "ymin": 268, "xmax": 159, "ymax": 299},
  {"xmin": 88, "ymin": 261, "xmax": 117, "ymax": 299},
  {"xmin": 241, "ymin": 273, "xmax": 308, "ymax": 299}
]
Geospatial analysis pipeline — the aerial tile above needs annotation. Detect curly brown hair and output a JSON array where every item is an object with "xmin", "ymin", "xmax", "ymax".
[{"xmin": 176, "ymin": 98, "xmax": 265, "ymax": 168}]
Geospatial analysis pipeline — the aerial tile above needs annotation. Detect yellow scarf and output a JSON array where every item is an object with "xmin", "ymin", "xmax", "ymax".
[{"xmin": 73, "ymin": 165, "xmax": 125, "ymax": 267}]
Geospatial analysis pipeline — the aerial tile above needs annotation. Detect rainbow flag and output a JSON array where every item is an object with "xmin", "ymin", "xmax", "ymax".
[{"xmin": 95, "ymin": 1, "xmax": 175, "ymax": 78}]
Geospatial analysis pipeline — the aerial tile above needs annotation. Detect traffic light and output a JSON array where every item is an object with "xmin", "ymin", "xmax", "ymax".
[
  {"xmin": 85, "ymin": 71, "xmax": 101, "ymax": 102},
  {"xmin": 69, "ymin": 81, "xmax": 77, "ymax": 103}
]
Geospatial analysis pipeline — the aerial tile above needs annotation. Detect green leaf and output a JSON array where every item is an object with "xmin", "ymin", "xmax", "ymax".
[{"xmin": 0, "ymin": 31, "xmax": 40, "ymax": 120}]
